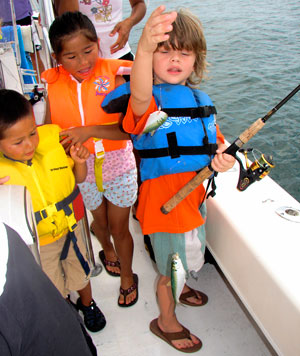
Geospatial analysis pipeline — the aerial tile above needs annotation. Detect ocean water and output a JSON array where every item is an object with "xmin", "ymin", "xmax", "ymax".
[{"xmin": 126, "ymin": 0, "xmax": 300, "ymax": 202}]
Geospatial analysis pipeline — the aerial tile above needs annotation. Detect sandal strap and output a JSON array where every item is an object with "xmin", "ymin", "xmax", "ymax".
[
  {"xmin": 180, "ymin": 289, "xmax": 198, "ymax": 300},
  {"xmin": 163, "ymin": 327, "xmax": 191, "ymax": 341},
  {"xmin": 119, "ymin": 282, "xmax": 137, "ymax": 296},
  {"xmin": 103, "ymin": 257, "xmax": 120, "ymax": 268}
]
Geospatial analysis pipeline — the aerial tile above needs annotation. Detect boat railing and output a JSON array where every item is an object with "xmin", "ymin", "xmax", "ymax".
[
  {"xmin": 0, "ymin": 0, "xmax": 54, "ymax": 95},
  {"xmin": 37, "ymin": 0, "xmax": 54, "ymax": 70}
]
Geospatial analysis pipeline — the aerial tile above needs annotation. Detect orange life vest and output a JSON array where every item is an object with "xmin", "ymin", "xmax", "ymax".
[{"xmin": 42, "ymin": 58, "xmax": 132, "ymax": 153}]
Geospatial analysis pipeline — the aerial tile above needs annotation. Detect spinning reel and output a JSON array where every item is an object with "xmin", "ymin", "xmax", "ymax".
[{"xmin": 235, "ymin": 148, "xmax": 275, "ymax": 191}]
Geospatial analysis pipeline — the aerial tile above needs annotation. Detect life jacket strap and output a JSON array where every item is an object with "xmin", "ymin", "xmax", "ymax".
[
  {"xmin": 34, "ymin": 186, "xmax": 80, "ymax": 228},
  {"xmin": 60, "ymin": 231, "xmax": 90, "ymax": 276},
  {"xmin": 163, "ymin": 105, "xmax": 217, "ymax": 118},
  {"xmin": 138, "ymin": 130, "xmax": 218, "ymax": 159}
]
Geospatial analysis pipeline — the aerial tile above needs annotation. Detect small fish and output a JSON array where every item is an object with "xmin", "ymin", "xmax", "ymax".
[
  {"xmin": 138, "ymin": 110, "xmax": 168, "ymax": 138},
  {"xmin": 171, "ymin": 253, "xmax": 187, "ymax": 304}
]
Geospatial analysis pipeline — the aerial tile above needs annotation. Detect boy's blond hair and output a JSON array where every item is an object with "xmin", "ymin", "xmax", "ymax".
[{"xmin": 157, "ymin": 8, "xmax": 207, "ymax": 88}]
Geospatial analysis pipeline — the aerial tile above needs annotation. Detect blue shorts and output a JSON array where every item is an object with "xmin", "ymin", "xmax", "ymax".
[
  {"xmin": 150, "ymin": 204, "xmax": 207, "ymax": 277},
  {"xmin": 78, "ymin": 168, "xmax": 138, "ymax": 211}
]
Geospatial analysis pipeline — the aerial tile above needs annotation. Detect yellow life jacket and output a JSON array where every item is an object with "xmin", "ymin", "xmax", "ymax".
[{"xmin": 0, "ymin": 124, "xmax": 78, "ymax": 246}]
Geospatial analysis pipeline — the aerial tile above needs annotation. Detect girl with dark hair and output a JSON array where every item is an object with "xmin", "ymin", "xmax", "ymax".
[{"xmin": 42, "ymin": 11, "xmax": 139, "ymax": 312}]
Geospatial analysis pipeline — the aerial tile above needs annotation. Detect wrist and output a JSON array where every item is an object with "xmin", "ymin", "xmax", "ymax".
[
  {"xmin": 84, "ymin": 126, "xmax": 94, "ymax": 139},
  {"xmin": 136, "ymin": 46, "xmax": 154, "ymax": 58},
  {"xmin": 126, "ymin": 17, "xmax": 135, "ymax": 28},
  {"xmin": 74, "ymin": 160, "xmax": 86, "ymax": 167}
]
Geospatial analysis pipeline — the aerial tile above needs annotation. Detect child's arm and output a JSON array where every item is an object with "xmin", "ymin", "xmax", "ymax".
[
  {"xmin": 69, "ymin": 143, "xmax": 90, "ymax": 183},
  {"xmin": 130, "ymin": 6, "xmax": 177, "ymax": 118},
  {"xmin": 60, "ymin": 124, "xmax": 129, "ymax": 151},
  {"xmin": 211, "ymin": 140, "xmax": 236, "ymax": 172}
]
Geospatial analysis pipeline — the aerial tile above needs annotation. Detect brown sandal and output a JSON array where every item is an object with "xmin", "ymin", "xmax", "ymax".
[
  {"xmin": 99, "ymin": 250, "xmax": 121, "ymax": 277},
  {"xmin": 179, "ymin": 287, "xmax": 208, "ymax": 307},
  {"xmin": 150, "ymin": 318, "xmax": 202, "ymax": 353},
  {"xmin": 118, "ymin": 273, "xmax": 138, "ymax": 307}
]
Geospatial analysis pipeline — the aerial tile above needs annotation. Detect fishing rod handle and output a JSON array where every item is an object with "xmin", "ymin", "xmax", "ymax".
[
  {"xmin": 225, "ymin": 118, "xmax": 266, "ymax": 156},
  {"xmin": 238, "ymin": 118, "xmax": 265, "ymax": 145},
  {"xmin": 161, "ymin": 165, "xmax": 213, "ymax": 214}
]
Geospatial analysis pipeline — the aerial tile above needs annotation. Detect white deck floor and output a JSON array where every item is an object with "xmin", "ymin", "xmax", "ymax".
[{"xmin": 81, "ymin": 211, "xmax": 276, "ymax": 356}]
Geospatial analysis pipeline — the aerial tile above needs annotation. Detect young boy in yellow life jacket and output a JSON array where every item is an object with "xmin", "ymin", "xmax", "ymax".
[{"xmin": 0, "ymin": 89, "xmax": 106, "ymax": 333}]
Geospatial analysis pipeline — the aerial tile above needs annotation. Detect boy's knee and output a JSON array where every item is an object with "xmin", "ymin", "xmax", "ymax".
[{"xmin": 158, "ymin": 275, "xmax": 171, "ymax": 286}]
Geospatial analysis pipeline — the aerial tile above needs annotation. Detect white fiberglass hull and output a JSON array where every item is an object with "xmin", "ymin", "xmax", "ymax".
[{"xmin": 206, "ymin": 161, "xmax": 300, "ymax": 356}]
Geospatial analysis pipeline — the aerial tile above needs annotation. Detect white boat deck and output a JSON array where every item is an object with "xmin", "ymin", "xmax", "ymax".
[{"xmin": 83, "ymin": 210, "xmax": 276, "ymax": 356}]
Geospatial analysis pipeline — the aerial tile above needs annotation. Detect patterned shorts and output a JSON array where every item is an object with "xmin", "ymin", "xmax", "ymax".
[{"xmin": 78, "ymin": 168, "xmax": 138, "ymax": 211}]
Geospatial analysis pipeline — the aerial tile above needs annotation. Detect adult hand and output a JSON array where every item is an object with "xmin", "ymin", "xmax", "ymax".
[
  {"xmin": 109, "ymin": 18, "xmax": 132, "ymax": 54},
  {"xmin": 109, "ymin": 0, "xmax": 146, "ymax": 54}
]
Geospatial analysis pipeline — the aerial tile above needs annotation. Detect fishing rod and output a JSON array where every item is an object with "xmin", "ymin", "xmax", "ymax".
[{"xmin": 161, "ymin": 83, "xmax": 300, "ymax": 215}]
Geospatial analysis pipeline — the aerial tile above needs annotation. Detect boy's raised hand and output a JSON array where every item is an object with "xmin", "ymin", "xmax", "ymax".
[
  {"xmin": 139, "ymin": 5, "xmax": 177, "ymax": 54},
  {"xmin": 69, "ymin": 143, "xmax": 90, "ymax": 164}
]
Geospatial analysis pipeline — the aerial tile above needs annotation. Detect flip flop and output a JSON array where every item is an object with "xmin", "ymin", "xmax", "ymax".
[
  {"xmin": 149, "ymin": 318, "xmax": 202, "ymax": 353},
  {"xmin": 179, "ymin": 287, "xmax": 208, "ymax": 307},
  {"xmin": 99, "ymin": 250, "xmax": 121, "ymax": 277},
  {"xmin": 118, "ymin": 273, "xmax": 138, "ymax": 307}
]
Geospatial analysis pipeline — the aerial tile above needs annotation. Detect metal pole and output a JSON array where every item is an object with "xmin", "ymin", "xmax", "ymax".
[
  {"xmin": 80, "ymin": 208, "xmax": 102, "ymax": 277},
  {"xmin": 9, "ymin": 0, "xmax": 21, "ymax": 66},
  {"xmin": 38, "ymin": 0, "xmax": 54, "ymax": 69}
]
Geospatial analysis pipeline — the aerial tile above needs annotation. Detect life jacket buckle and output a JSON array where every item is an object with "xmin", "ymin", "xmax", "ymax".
[
  {"xmin": 43, "ymin": 203, "xmax": 58, "ymax": 218},
  {"xmin": 66, "ymin": 214, "xmax": 77, "ymax": 232}
]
